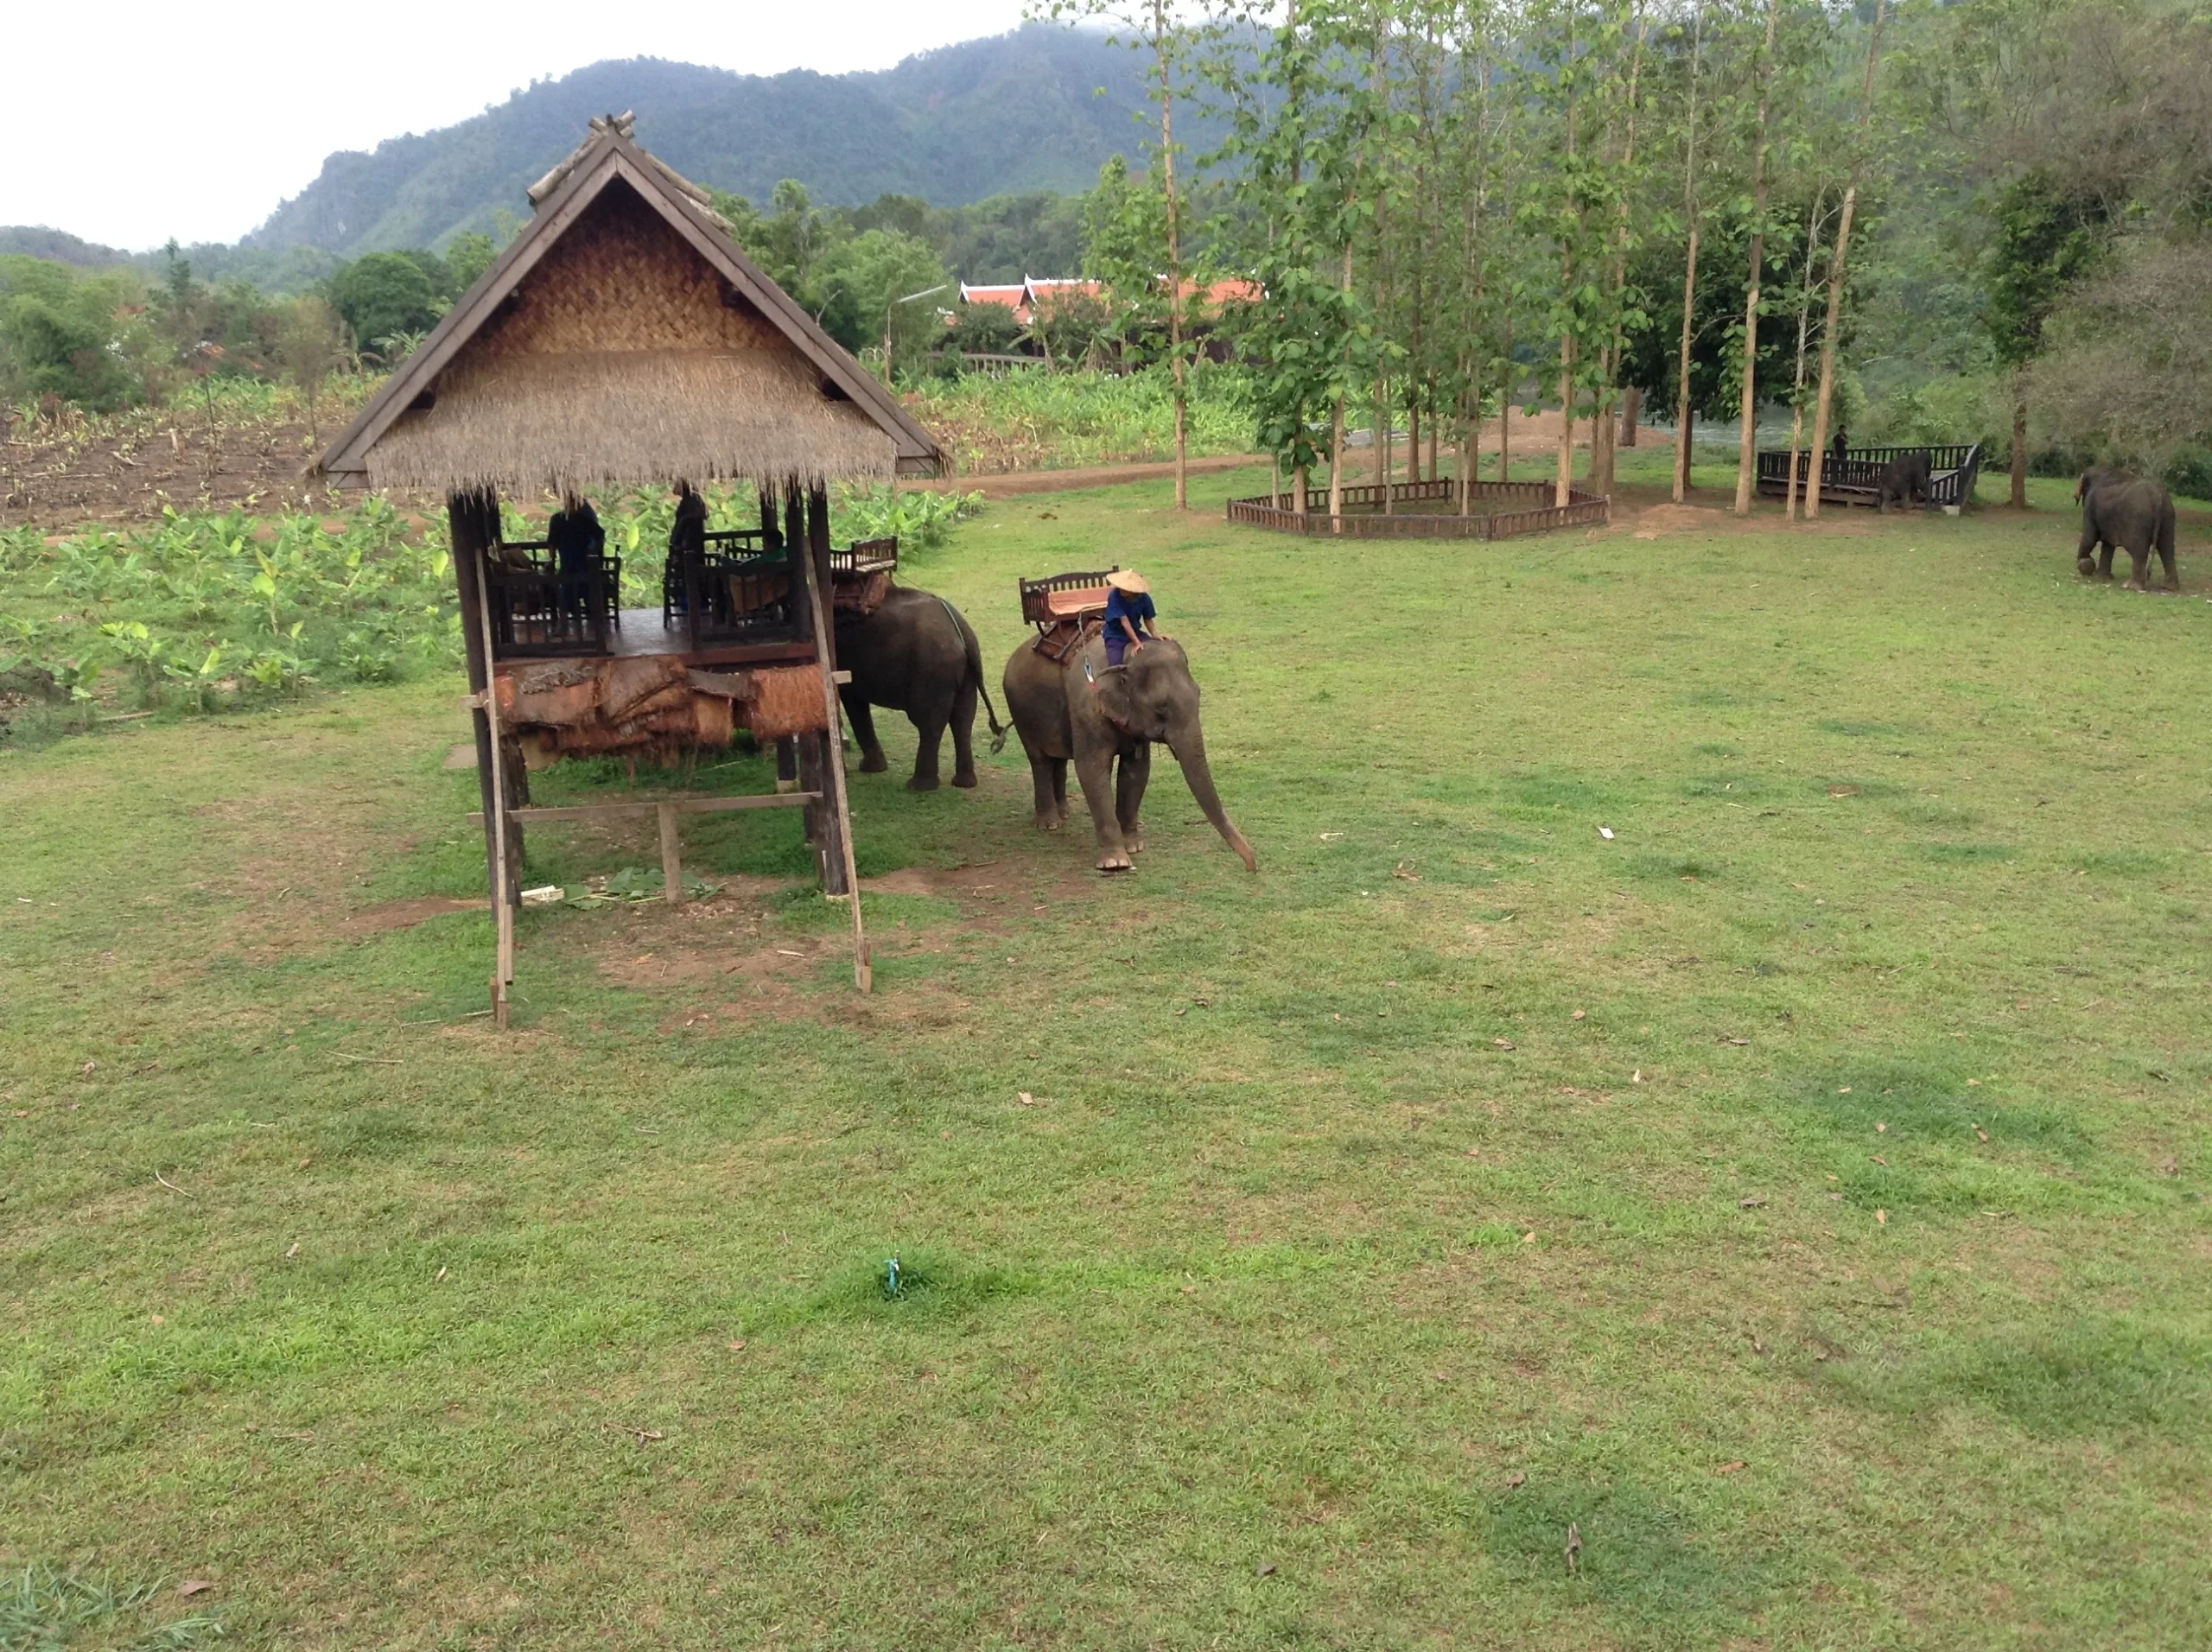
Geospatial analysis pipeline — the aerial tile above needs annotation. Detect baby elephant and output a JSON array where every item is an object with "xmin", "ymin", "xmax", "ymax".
[
  {"xmin": 2076, "ymin": 467, "xmax": 2178, "ymax": 592},
  {"xmin": 1877, "ymin": 451, "xmax": 1931, "ymax": 512}
]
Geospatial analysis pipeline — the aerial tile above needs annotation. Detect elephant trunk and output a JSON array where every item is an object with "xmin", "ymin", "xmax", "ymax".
[{"xmin": 1168, "ymin": 728, "xmax": 1257, "ymax": 873}]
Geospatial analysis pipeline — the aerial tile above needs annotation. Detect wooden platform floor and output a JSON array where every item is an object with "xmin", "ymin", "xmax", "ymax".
[{"xmin": 501, "ymin": 610, "xmax": 813, "ymax": 669}]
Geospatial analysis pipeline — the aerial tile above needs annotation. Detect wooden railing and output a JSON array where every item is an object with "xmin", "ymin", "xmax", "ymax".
[
  {"xmin": 1753, "ymin": 443, "xmax": 1983, "ymax": 508},
  {"xmin": 486, "ymin": 543, "xmax": 621, "ymax": 658},
  {"xmin": 1225, "ymin": 478, "xmax": 1609, "ymax": 540}
]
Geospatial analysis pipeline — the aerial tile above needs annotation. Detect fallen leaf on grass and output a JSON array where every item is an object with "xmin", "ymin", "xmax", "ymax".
[
  {"xmin": 1875, "ymin": 1121, "xmax": 1887, "ymax": 1133},
  {"xmin": 1974, "ymin": 1127, "xmax": 1989, "ymax": 1142},
  {"xmin": 1870, "ymin": 1154, "xmax": 1887, "ymax": 1166},
  {"xmin": 1719, "ymin": 1036, "xmax": 1749, "ymax": 1046},
  {"xmin": 1521, "ymin": 1230, "xmax": 1536, "ymax": 1244},
  {"xmin": 1493, "ymin": 1038, "xmax": 1516, "ymax": 1051},
  {"xmin": 1018, "ymin": 1092, "xmax": 1035, "ymax": 1106},
  {"xmin": 1631, "ymin": 1070, "xmax": 1644, "ymax": 1083},
  {"xmin": 727, "ymin": 1339, "xmax": 747, "ymax": 1351},
  {"xmin": 1504, "ymin": 1471, "xmax": 1527, "ymax": 1489},
  {"xmin": 1875, "ymin": 1209, "xmax": 1889, "ymax": 1226},
  {"xmin": 1572, "ymin": 1009, "xmax": 1586, "ymax": 1020},
  {"xmin": 177, "ymin": 1580, "xmax": 213, "ymax": 1598},
  {"xmin": 284, "ymin": 1242, "xmax": 300, "ymax": 1259},
  {"xmin": 1739, "ymin": 1195, "xmax": 1766, "ymax": 1209},
  {"xmin": 1256, "ymin": 1561, "xmax": 1278, "ymax": 1577},
  {"xmin": 435, "ymin": 1267, "xmax": 448, "ymax": 1281},
  {"xmin": 2157, "ymin": 1156, "xmax": 2179, "ymax": 1176},
  {"xmin": 1598, "ymin": 826, "xmax": 1615, "ymax": 841},
  {"xmin": 1392, "ymin": 861, "xmax": 1421, "ymax": 881},
  {"xmin": 1716, "ymin": 1459, "xmax": 1746, "ymax": 1475}
]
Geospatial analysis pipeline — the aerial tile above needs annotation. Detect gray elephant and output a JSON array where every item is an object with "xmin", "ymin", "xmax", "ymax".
[
  {"xmin": 835, "ymin": 586, "xmax": 1005, "ymax": 789},
  {"xmin": 1877, "ymin": 451, "xmax": 1931, "ymax": 512},
  {"xmin": 2075, "ymin": 467, "xmax": 2178, "ymax": 592},
  {"xmin": 1001, "ymin": 632, "xmax": 1256, "ymax": 874}
]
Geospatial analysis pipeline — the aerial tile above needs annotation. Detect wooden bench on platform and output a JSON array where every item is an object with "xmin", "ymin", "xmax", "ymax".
[{"xmin": 1754, "ymin": 443, "xmax": 1984, "ymax": 511}]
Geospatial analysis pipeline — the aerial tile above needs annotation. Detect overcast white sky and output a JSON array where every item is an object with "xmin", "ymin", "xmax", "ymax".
[{"xmin": 3, "ymin": 0, "xmax": 1033, "ymax": 251}]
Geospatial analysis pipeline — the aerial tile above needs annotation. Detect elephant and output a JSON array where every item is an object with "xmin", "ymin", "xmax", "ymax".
[
  {"xmin": 2075, "ymin": 467, "xmax": 2178, "ymax": 592},
  {"xmin": 1877, "ymin": 451, "xmax": 1931, "ymax": 512},
  {"xmin": 1001, "ymin": 631, "xmax": 1257, "ymax": 875},
  {"xmin": 834, "ymin": 585, "xmax": 1005, "ymax": 790}
]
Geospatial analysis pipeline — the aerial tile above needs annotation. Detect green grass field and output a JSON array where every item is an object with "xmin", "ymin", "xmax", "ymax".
[{"xmin": 3, "ymin": 458, "xmax": 2208, "ymax": 1649}]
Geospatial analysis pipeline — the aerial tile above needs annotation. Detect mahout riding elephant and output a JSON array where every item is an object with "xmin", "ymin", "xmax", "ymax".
[
  {"xmin": 1001, "ymin": 631, "xmax": 1256, "ymax": 874},
  {"xmin": 835, "ymin": 586, "xmax": 1005, "ymax": 790},
  {"xmin": 2075, "ymin": 467, "xmax": 2178, "ymax": 592},
  {"xmin": 1877, "ymin": 451, "xmax": 1931, "ymax": 512}
]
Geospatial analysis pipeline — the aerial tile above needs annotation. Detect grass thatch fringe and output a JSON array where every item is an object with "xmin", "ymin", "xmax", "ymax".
[{"xmin": 368, "ymin": 347, "xmax": 898, "ymax": 496}]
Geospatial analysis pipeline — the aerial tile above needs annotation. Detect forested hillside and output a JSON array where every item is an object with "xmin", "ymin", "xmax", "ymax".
[{"xmin": 242, "ymin": 26, "xmax": 1230, "ymax": 257}]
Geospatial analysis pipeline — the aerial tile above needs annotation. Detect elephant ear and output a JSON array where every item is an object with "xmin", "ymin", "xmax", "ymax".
[{"xmin": 1091, "ymin": 653, "xmax": 1139, "ymax": 730}]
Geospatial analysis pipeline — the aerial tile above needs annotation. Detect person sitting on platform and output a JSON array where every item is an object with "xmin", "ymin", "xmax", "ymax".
[
  {"xmin": 1102, "ymin": 568, "xmax": 1159, "ymax": 670},
  {"xmin": 547, "ymin": 492, "xmax": 607, "ymax": 632},
  {"xmin": 670, "ymin": 480, "xmax": 707, "ymax": 559}
]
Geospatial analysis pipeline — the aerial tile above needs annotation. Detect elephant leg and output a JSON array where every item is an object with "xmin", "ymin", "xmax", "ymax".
[
  {"xmin": 906, "ymin": 707, "xmax": 947, "ymax": 791},
  {"xmin": 2125, "ymin": 546, "xmax": 2150, "ymax": 591},
  {"xmin": 1075, "ymin": 749, "xmax": 1132, "ymax": 872},
  {"xmin": 2159, "ymin": 546, "xmax": 2180, "ymax": 591},
  {"xmin": 1050, "ymin": 758, "xmax": 1069, "ymax": 825},
  {"xmin": 949, "ymin": 677, "xmax": 980, "ymax": 789},
  {"xmin": 1116, "ymin": 741, "xmax": 1150, "ymax": 854},
  {"xmin": 844, "ymin": 693, "xmax": 889, "ymax": 773},
  {"xmin": 1027, "ymin": 752, "xmax": 1062, "ymax": 829}
]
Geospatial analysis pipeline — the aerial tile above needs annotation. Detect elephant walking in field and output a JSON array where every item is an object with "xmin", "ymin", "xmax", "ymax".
[
  {"xmin": 1001, "ymin": 632, "xmax": 1256, "ymax": 874},
  {"xmin": 2075, "ymin": 467, "xmax": 2178, "ymax": 592},
  {"xmin": 834, "ymin": 586, "xmax": 1005, "ymax": 790}
]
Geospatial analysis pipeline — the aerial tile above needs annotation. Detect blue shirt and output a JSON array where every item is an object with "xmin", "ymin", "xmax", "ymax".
[{"xmin": 1104, "ymin": 587, "xmax": 1155, "ymax": 639}]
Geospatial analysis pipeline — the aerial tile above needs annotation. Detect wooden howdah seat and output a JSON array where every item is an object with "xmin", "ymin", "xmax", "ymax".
[{"xmin": 1020, "ymin": 567, "xmax": 1119, "ymax": 663}]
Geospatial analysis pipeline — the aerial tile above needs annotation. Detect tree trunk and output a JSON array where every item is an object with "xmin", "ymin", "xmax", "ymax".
[
  {"xmin": 1805, "ymin": 186, "xmax": 1859, "ymax": 520},
  {"xmin": 1160, "ymin": 29, "xmax": 1188, "ymax": 511},
  {"xmin": 1808, "ymin": 0, "xmax": 1887, "ymax": 521},
  {"xmin": 1733, "ymin": 0, "xmax": 1780, "ymax": 516},
  {"xmin": 1674, "ymin": 222, "xmax": 1700, "ymax": 502},
  {"xmin": 1328, "ymin": 393, "xmax": 1347, "ymax": 530},
  {"xmin": 1621, "ymin": 384, "xmax": 1640, "ymax": 445},
  {"xmin": 1554, "ymin": 340, "xmax": 1578, "ymax": 508},
  {"xmin": 2010, "ymin": 378, "xmax": 2029, "ymax": 507}
]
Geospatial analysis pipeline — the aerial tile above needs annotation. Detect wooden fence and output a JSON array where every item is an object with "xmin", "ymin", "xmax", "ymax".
[
  {"xmin": 1753, "ymin": 443, "xmax": 1983, "ymax": 509},
  {"xmin": 1226, "ymin": 477, "xmax": 1611, "ymax": 539}
]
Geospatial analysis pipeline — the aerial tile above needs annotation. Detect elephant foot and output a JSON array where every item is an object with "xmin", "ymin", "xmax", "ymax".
[
  {"xmin": 951, "ymin": 768, "xmax": 979, "ymax": 789},
  {"xmin": 907, "ymin": 773, "xmax": 941, "ymax": 792},
  {"xmin": 1123, "ymin": 830, "xmax": 1146, "ymax": 855},
  {"xmin": 1035, "ymin": 812, "xmax": 1063, "ymax": 833},
  {"xmin": 1096, "ymin": 851, "xmax": 1135, "ymax": 874},
  {"xmin": 859, "ymin": 752, "xmax": 889, "ymax": 774},
  {"xmin": 2124, "ymin": 580, "xmax": 2145, "ymax": 593}
]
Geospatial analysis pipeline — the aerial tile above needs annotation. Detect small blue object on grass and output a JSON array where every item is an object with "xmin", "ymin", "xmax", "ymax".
[{"xmin": 883, "ymin": 1256, "xmax": 902, "ymax": 1298}]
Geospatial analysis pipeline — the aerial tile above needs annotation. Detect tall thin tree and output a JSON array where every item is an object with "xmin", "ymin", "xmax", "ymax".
[{"xmin": 1805, "ymin": 0, "xmax": 1888, "ymax": 520}]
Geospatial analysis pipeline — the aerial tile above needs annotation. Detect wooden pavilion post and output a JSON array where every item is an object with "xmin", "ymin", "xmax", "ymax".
[
  {"xmin": 799, "ymin": 484, "xmax": 869, "ymax": 989},
  {"xmin": 448, "ymin": 486, "xmax": 517, "ymax": 1024}
]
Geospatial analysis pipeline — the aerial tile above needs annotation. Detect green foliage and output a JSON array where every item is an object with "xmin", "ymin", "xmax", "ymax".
[
  {"xmin": 444, "ymin": 232, "xmax": 499, "ymax": 293},
  {"xmin": 906, "ymin": 360, "xmax": 1252, "ymax": 472},
  {"xmin": 1984, "ymin": 171, "xmax": 2109, "ymax": 368},
  {"xmin": 829, "ymin": 485, "xmax": 985, "ymax": 554},
  {"xmin": 326, "ymin": 252, "xmax": 444, "ymax": 359},
  {"xmin": 810, "ymin": 229, "xmax": 951, "ymax": 363},
  {"xmin": 0, "ymin": 502, "xmax": 457, "ymax": 734},
  {"xmin": 0, "ymin": 256, "xmax": 151, "ymax": 410}
]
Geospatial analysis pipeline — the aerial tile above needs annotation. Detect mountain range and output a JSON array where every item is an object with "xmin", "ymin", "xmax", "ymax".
[{"xmin": 249, "ymin": 25, "xmax": 1224, "ymax": 257}]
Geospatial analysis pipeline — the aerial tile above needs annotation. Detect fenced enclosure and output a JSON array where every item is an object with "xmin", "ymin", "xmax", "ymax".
[
  {"xmin": 1754, "ymin": 443, "xmax": 1984, "ymax": 510},
  {"xmin": 1228, "ymin": 477, "xmax": 1610, "ymax": 539}
]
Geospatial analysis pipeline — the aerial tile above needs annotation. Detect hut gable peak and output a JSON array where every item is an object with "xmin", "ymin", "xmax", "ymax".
[{"xmin": 315, "ymin": 121, "xmax": 939, "ymax": 493}]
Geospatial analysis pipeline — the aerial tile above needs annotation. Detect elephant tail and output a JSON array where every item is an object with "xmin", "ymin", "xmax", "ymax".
[{"xmin": 941, "ymin": 594, "xmax": 1008, "ymax": 753}]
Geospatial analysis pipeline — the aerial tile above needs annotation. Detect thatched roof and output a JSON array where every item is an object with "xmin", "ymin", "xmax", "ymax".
[{"xmin": 315, "ymin": 122, "xmax": 940, "ymax": 496}]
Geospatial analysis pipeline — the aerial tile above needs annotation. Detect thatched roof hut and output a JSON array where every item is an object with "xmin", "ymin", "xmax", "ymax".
[
  {"xmin": 315, "ymin": 117, "xmax": 912, "ymax": 1014},
  {"xmin": 315, "ymin": 114, "xmax": 939, "ymax": 496}
]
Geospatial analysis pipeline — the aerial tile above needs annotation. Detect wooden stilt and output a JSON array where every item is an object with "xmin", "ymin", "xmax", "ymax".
[
  {"xmin": 449, "ymin": 488, "xmax": 514, "ymax": 1027},
  {"xmin": 797, "ymin": 495, "xmax": 871, "ymax": 992},
  {"xmin": 474, "ymin": 548, "xmax": 516, "ymax": 1028},
  {"xmin": 658, "ymin": 803, "xmax": 684, "ymax": 908}
]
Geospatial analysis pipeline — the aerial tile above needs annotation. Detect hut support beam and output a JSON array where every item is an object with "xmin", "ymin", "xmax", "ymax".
[
  {"xmin": 450, "ymin": 488, "xmax": 518, "ymax": 1025},
  {"xmin": 796, "ymin": 497, "xmax": 870, "ymax": 991}
]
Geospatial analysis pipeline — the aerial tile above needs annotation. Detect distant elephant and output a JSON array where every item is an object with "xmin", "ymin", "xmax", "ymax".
[
  {"xmin": 2075, "ymin": 467, "xmax": 2178, "ymax": 592},
  {"xmin": 1877, "ymin": 451, "xmax": 1931, "ymax": 512},
  {"xmin": 1001, "ymin": 632, "xmax": 1256, "ymax": 875},
  {"xmin": 835, "ymin": 585, "xmax": 1005, "ymax": 790}
]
